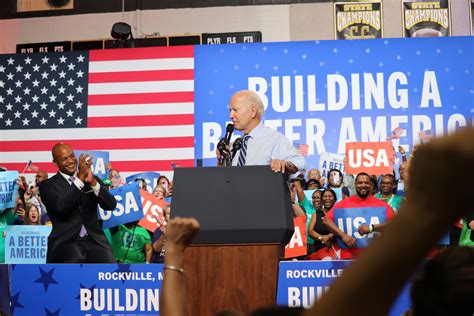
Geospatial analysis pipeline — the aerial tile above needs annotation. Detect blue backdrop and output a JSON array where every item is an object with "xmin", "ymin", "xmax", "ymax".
[{"xmin": 194, "ymin": 36, "xmax": 473, "ymax": 170}]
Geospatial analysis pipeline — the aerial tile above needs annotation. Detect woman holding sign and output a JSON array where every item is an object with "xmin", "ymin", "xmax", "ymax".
[{"xmin": 307, "ymin": 189, "xmax": 338, "ymax": 260}]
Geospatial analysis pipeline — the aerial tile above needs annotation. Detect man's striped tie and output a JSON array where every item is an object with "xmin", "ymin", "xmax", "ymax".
[{"xmin": 237, "ymin": 135, "xmax": 250, "ymax": 166}]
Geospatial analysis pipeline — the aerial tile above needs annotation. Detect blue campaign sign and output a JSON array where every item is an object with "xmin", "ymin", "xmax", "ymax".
[
  {"xmin": 98, "ymin": 183, "xmax": 144, "ymax": 229},
  {"xmin": 9, "ymin": 264, "xmax": 164, "ymax": 316},
  {"xmin": 194, "ymin": 37, "xmax": 473, "ymax": 171},
  {"xmin": 125, "ymin": 172, "xmax": 161, "ymax": 193},
  {"xmin": 276, "ymin": 260, "xmax": 411, "ymax": 315},
  {"xmin": 0, "ymin": 171, "xmax": 19, "ymax": 211},
  {"xmin": 4, "ymin": 225, "xmax": 51, "ymax": 264},
  {"xmin": 331, "ymin": 187, "xmax": 343, "ymax": 202},
  {"xmin": 74, "ymin": 150, "xmax": 110, "ymax": 179},
  {"xmin": 276, "ymin": 260, "xmax": 351, "ymax": 307},
  {"xmin": 333, "ymin": 206, "xmax": 386, "ymax": 248}
]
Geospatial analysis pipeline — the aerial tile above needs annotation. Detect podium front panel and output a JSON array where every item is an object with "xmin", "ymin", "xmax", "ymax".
[{"xmin": 172, "ymin": 166, "xmax": 294, "ymax": 244}]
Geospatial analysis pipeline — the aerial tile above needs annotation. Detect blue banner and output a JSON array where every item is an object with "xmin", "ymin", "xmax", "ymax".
[
  {"xmin": 194, "ymin": 37, "xmax": 473, "ymax": 171},
  {"xmin": 0, "ymin": 171, "xmax": 19, "ymax": 211},
  {"xmin": 74, "ymin": 150, "xmax": 110, "ymax": 179},
  {"xmin": 125, "ymin": 172, "xmax": 160, "ymax": 193},
  {"xmin": 276, "ymin": 260, "xmax": 411, "ymax": 315},
  {"xmin": 98, "ymin": 184, "xmax": 144, "ymax": 229},
  {"xmin": 4, "ymin": 226, "xmax": 51, "ymax": 264},
  {"xmin": 277, "ymin": 260, "xmax": 351, "ymax": 307},
  {"xmin": 333, "ymin": 206, "xmax": 386, "ymax": 248},
  {"xmin": 9, "ymin": 264, "xmax": 163, "ymax": 316},
  {"xmin": 0, "ymin": 264, "xmax": 10, "ymax": 316}
]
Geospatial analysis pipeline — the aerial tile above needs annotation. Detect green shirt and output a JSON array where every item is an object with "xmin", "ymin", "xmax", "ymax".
[
  {"xmin": 374, "ymin": 193, "xmax": 404, "ymax": 214},
  {"xmin": 299, "ymin": 197, "xmax": 317, "ymax": 243},
  {"xmin": 0, "ymin": 209, "xmax": 17, "ymax": 263},
  {"xmin": 111, "ymin": 225, "xmax": 151, "ymax": 264}
]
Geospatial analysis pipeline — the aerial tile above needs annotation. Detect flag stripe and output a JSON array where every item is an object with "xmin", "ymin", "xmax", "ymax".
[
  {"xmin": 101, "ymin": 159, "xmax": 195, "ymax": 172},
  {"xmin": 89, "ymin": 58, "xmax": 194, "ymax": 73},
  {"xmin": 89, "ymin": 46, "xmax": 194, "ymax": 61},
  {"xmin": 88, "ymin": 69, "xmax": 194, "ymax": 83},
  {"xmin": 0, "ymin": 137, "xmax": 195, "ymax": 152},
  {"xmin": 2, "ymin": 159, "xmax": 195, "ymax": 174},
  {"xmin": 88, "ymin": 114, "xmax": 194, "ymax": 128},
  {"xmin": 88, "ymin": 80, "xmax": 194, "ymax": 95},
  {"xmin": 88, "ymin": 91, "xmax": 194, "ymax": 105},
  {"xmin": 3, "ymin": 148, "xmax": 194, "ymax": 163},
  {"xmin": 1, "ymin": 125, "xmax": 194, "ymax": 140},
  {"xmin": 88, "ymin": 102, "xmax": 194, "ymax": 117}
]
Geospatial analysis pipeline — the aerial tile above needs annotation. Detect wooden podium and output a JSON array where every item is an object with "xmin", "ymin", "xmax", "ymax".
[
  {"xmin": 172, "ymin": 166, "xmax": 294, "ymax": 315},
  {"xmin": 184, "ymin": 244, "xmax": 283, "ymax": 315}
]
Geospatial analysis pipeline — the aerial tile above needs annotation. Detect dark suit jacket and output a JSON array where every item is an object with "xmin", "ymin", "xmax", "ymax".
[{"xmin": 39, "ymin": 173, "xmax": 117, "ymax": 262}]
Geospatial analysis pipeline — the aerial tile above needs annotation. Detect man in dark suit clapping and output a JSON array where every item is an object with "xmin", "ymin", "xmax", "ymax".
[{"xmin": 39, "ymin": 143, "xmax": 117, "ymax": 263}]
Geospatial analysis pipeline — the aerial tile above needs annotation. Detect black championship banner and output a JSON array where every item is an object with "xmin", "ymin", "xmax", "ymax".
[
  {"xmin": 334, "ymin": 2, "xmax": 383, "ymax": 39},
  {"xmin": 403, "ymin": 0, "xmax": 450, "ymax": 37}
]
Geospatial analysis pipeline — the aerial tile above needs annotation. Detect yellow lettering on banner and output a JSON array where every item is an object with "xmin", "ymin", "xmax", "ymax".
[
  {"xmin": 343, "ymin": 4, "xmax": 372, "ymax": 11},
  {"xmin": 412, "ymin": 2, "xmax": 440, "ymax": 9},
  {"xmin": 405, "ymin": 9, "xmax": 449, "ymax": 29},
  {"xmin": 337, "ymin": 11, "xmax": 381, "ymax": 31}
]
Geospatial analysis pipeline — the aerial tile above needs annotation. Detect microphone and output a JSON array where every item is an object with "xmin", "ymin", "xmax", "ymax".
[
  {"xmin": 231, "ymin": 137, "xmax": 243, "ymax": 159},
  {"xmin": 217, "ymin": 124, "xmax": 234, "ymax": 153}
]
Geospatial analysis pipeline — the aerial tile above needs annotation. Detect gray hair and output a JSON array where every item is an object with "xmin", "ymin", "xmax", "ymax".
[{"xmin": 234, "ymin": 90, "xmax": 265, "ymax": 117}]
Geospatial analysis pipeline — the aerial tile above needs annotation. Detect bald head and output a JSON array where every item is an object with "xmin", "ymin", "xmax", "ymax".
[
  {"xmin": 307, "ymin": 168, "xmax": 321, "ymax": 180},
  {"xmin": 35, "ymin": 170, "xmax": 48, "ymax": 185},
  {"xmin": 52, "ymin": 143, "xmax": 77, "ymax": 176}
]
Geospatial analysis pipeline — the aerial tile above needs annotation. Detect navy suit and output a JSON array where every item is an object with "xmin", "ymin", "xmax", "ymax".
[{"xmin": 39, "ymin": 173, "xmax": 117, "ymax": 263}]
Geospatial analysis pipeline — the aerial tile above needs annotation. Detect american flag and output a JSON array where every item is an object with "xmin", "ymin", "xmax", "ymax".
[
  {"xmin": 25, "ymin": 160, "xmax": 39, "ymax": 172},
  {"xmin": 386, "ymin": 127, "xmax": 405, "ymax": 141},
  {"xmin": 0, "ymin": 47, "xmax": 195, "ymax": 180},
  {"xmin": 297, "ymin": 143, "xmax": 309, "ymax": 156}
]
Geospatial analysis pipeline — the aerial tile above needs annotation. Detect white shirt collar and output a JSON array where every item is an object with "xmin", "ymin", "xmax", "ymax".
[{"xmin": 59, "ymin": 170, "xmax": 77, "ymax": 182}]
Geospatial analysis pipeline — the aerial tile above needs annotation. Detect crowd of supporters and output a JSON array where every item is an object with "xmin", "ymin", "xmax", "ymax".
[
  {"xmin": 288, "ymin": 147, "xmax": 474, "ymax": 259},
  {"xmin": 0, "ymin": 167, "xmax": 174, "ymax": 264},
  {"xmin": 1, "ymin": 146, "xmax": 473, "ymax": 264}
]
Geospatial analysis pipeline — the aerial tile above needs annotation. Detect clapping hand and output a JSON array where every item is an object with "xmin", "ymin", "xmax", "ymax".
[
  {"xmin": 78, "ymin": 154, "xmax": 96, "ymax": 185},
  {"xmin": 165, "ymin": 217, "xmax": 200, "ymax": 254}
]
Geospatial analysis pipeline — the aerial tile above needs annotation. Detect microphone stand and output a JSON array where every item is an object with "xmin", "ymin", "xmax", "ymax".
[
  {"xmin": 225, "ymin": 152, "xmax": 233, "ymax": 166},
  {"xmin": 218, "ymin": 136, "xmax": 242, "ymax": 167},
  {"xmin": 218, "ymin": 147, "xmax": 232, "ymax": 166}
]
